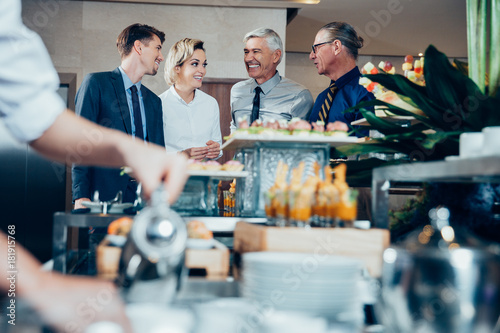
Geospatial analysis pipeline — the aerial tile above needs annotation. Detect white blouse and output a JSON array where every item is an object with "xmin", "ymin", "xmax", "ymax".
[{"xmin": 159, "ymin": 86, "xmax": 222, "ymax": 159}]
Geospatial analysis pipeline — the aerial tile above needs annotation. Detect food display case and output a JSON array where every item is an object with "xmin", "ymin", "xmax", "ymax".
[
  {"xmin": 222, "ymin": 134, "xmax": 363, "ymax": 217},
  {"xmin": 171, "ymin": 170, "xmax": 249, "ymax": 216}
]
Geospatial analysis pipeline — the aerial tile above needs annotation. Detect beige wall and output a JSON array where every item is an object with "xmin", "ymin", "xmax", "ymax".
[
  {"xmin": 24, "ymin": 0, "xmax": 460, "ymax": 106},
  {"xmin": 286, "ymin": 52, "xmax": 468, "ymax": 100},
  {"xmin": 284, "ymin": 52, "xmax": 330, "ymax": 101},
  {"xmin": 285, "ymin": 52, "xmax": 411, "ymax": 100},
  {"xmin": 21, "ymin": 0, "xmax": 287, "ymax": 95}
]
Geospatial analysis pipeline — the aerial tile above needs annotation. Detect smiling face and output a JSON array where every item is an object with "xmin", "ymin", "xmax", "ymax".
[
  {"xmin": 175, "ymin": 49, "xmax": 207, "ymax": 90},
  {"xmin": 244, "ymin": 37, "xmax": 281, "ymax": 85},
  {"xmin": 141, "ymin": 34, "xmax": 164, "ymax": 76}
]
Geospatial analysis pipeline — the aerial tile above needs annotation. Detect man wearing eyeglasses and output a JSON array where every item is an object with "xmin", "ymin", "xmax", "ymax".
[{"xmin": 309, "ymin": 22, "xmax": 374, "ymax": 137}]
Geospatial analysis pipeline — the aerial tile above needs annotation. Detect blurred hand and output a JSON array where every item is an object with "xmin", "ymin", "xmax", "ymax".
[
  {"xmin": 124, "ymin": 143, "xmax": 188, "ymax": 204},
  {"xmin": 181, "ymin": 146, "xmax": 208, "ymax": 161},
  {"xmin": 74, "ymin": 198, "xmax": 91, "ymax": 210},
  {"xmin": 205, "ymin": 140, "xmax": 221, "ymax": 160},
  {"xmin": 27, "ymin": 273, "xmax": 132, "ymax": 333},
  {"xmin": 1, "ymin": 230, "xmax": 133, "ymax": 333}
]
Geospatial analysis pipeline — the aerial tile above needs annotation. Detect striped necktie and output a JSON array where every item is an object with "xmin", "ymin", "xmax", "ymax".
[{"xmin": 319, "ymin": 82, "xmax": 337, "ymax": 122}]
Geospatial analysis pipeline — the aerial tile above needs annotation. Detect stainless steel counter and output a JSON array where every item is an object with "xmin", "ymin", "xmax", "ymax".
[
  {"xmin": 372, "ymin": 156, "xmax": 500, "ymax": 228},
  {"xmin": 52, "ymin": 212, "xmax": 125, "ymax": 273}
]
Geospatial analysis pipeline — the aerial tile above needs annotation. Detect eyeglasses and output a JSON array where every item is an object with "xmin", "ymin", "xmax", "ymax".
[{"xmin": 311, "ymin": 41, "xmax": 333, "ymax": 54}]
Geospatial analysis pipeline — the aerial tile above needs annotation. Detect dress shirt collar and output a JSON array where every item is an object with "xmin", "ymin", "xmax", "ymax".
[
  {"xmin": 332, "ymin": 66, "xmax": 361, "ymax": 89},
  {"xmin": 169, "ymin": 85, "xmax": 199, "ymax": 106},
  {"xmin": 252, "ymin": 70, "xmax": 281, "ymax": 95},
  {"xmin": 118, "ymin": 66, "xmax": 142, "ymax": 91}
]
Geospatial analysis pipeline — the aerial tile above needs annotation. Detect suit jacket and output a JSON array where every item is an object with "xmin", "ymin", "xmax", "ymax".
[{"xmin": 72, "ymin": 68, "xmax": 164, "ymax": 203}]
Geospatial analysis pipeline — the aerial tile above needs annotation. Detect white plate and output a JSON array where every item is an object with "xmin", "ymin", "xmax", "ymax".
[
  {"xmin": 81, "ymin": 201, "xmax": 133, "ymax": 214},
  {"xmin": 105, "ymin": 234, "xmax": 127, "ymax": 247},
  {"xmin": 186, "ymin": 238, "xmax": 215, "ymax": 250},
  {"xmin": 242, "ymin": 252, "xmax": 362, "ymax": 269},
  {"xmin": 126, "ymin": 304, "xmax": 193, "ymax": 333},
  {"xmin": 188, "ymin": 170, "xmax": 249, "ymax": 179},
  {"xmin": 241, "ymin": 268, "xmax": 360, "ymax": 281}
]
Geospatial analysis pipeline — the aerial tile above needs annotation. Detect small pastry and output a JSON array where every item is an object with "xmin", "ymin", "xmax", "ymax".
[
  {"xmin": 203, "ymin": 160, "xmax": 222, "ymax": 171},
  {"xmin": 237, "ymin": 116, "xmax": 249, "ymax": 129},
  {"xmin": 325, "ymin": 121, "xmax": 349, "ymax": 136},
  {"xmin": 187, "ymin": 159, "xmax": 204, "ymax": 170},
  {"xmin": 107, "ymin": 217, "xmax": 133, "ymax": 236},
  {"xmin": 187, "ymin": 220, "xmax": 213, "ymax": 240},
  {"xmin": 222, "ymin": 160, "xmax": 244, "ymax": 172},
  {"xmin": 288, "ymin": 118, "xmax": 312, "ymax": 136},
  {"xmin": 312, "ymin": 121, "xmax": 325, "ymax": 133}
]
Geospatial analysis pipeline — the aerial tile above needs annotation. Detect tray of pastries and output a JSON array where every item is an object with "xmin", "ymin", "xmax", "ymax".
[
  {"xmin": 187, "ymin": 159, "xmax": 249, "ymax": 179},
  {"xmin": 222, "ymin": 118, "xmax": 364, "ymax": 150}
]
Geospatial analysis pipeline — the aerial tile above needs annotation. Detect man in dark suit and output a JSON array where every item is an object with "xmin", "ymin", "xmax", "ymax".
[{"xmin": 73, "ymin": 23, "xmax": 166, "ymax": 208}]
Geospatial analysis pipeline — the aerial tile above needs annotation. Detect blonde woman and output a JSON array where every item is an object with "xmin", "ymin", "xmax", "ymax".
[{"xmin": 160, "ymin": 38, "xmax": 222, "ymax": 160}]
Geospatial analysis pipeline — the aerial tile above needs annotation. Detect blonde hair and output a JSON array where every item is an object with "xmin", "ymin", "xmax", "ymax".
[{"xmin": 164, "ymin": 38, "xmax": 205, "ymax": 86}]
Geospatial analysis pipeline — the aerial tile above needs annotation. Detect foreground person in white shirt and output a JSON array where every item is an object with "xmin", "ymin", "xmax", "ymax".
[
  {"xmin": 0, "ymin": 0, "xmax": 188, "ymax": 332},
  {"xmin": 160, "ymin": 38, "xmax": 222, "ymax": 160}
]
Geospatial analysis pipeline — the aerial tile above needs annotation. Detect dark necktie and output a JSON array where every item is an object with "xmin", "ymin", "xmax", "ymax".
[
  {"xmin": 250, "ymin": 86, "xmax": 263, "ymax": 123},
  {"xmin": 319, "ymin": 82, "xmax": 337, "ymax": 122},
  {"xmin": 130, "ymin": 85, "xmax": 144, "ymax": 140}
]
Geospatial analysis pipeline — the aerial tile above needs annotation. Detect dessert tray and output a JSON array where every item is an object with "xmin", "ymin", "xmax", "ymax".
[{"xmin": 221, "ymin": 134, "xmax": 364, "ymax": 150}]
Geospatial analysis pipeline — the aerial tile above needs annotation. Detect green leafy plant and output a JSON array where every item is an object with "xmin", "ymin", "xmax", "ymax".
[{"xmin": 333, "ymin": 44, "xmax": 500, "ymax": 179}]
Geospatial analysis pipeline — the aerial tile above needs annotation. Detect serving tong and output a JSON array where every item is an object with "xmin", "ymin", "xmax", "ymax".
[{"xmin": 86, "ymin": 183, "xmax": 143, "ymax": 214}]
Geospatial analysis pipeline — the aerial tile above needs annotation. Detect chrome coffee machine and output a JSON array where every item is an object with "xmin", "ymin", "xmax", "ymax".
[{"xmin": 116, "ymin": 187, "xmax": 187, "ymax": 303}]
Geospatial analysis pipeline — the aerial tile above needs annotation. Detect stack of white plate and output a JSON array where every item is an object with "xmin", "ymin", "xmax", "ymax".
[{"xmin": 240, "ymin": 252, "xmax": 363, "ymax": 322}]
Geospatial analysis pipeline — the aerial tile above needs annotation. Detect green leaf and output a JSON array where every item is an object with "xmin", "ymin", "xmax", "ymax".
[
  {"xmin": 453, "ymin": 59, "xmax": 469, "ymax": 76},
  {"xmin": 466, "ymin": 94, "xmax": 500, "ymax": 129},
  {"xmin": 358, "ymin": 108, "xmax": 403, "ymax": 134},
  {"xmin": 346, "ymin": 99, "xmax": 436, "ymax": 129},
  {"xmin": 424, "ymin": 45, "xmax": 490, "ymax": 130},
  {"xmin": 397, "ymin": 94, "xmax": 421, "ymax": 109},
  {"xmin": 364, "ymin": 73, "xmax": 452, "ymax": 130}
]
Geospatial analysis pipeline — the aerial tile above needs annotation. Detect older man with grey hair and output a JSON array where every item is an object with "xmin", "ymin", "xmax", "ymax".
[{"xmin": 230, "ymin": 27, "xmax": 313, "ymax": 132}]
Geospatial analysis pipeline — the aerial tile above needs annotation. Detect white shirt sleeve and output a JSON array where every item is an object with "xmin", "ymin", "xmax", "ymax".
[{"xmin": 0, "ymin": 0, "xmax": 65, "ymax": 143}]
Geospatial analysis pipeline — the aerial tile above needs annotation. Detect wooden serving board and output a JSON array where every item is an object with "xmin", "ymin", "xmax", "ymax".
[
  {"xmin": 96, "ymin": 239, "xmax": 122, "ymax": 280},
  {"xmin": 96, "ymin": 239, "xmax": 230, "ymax": 280},
  {"xmin": 234, "ymin": 222, "xmax": 389, "ymax": 277},
  {"xmin": 185, "ymin": 240, "xmax": 230, "ymax": 278}
]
